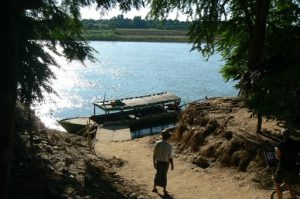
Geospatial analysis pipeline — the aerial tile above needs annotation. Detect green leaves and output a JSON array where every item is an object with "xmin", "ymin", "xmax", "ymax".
[
  {"xmin": 18, "ymin": 1, "xmax": 94, "ymax": 104},
  {"xmin": 149, "ymin": 0, "xmax": 300, "ymax": 125},
  {"xmin": 18, "ymin": 0, "xmax": 145, "ymax": 104}
]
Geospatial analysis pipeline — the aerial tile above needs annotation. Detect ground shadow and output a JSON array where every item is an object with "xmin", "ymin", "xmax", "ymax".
[
  {"xmin": 8, "ymin": 130, "xmax": 132, "ymax": 199},
  {"xmin": 155, "ymin": 192, "xmax": 175, "ymax": 199},
  {"xmin": 83, "ymin": 161, "xmax": 126, "ymax": 199},
  {"xmin": 233, "ymin": 128, "xmax": 280, "ymax": 151},
  {"xmin": 103, "ymin": 125, "xmax": 129, "ymax": 131}
]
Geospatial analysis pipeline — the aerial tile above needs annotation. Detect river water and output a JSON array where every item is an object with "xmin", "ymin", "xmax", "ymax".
[{"xmin": 33, "ymin": 41, "xmax": 238, "ymax": 130}]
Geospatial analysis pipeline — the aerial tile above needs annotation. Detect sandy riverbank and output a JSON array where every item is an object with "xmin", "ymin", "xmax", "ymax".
[
  {"xmin": 94, "ymin": 135, "xmax": 272, "ymax": 199},
  {"xmin": 11, "ymin": 97, "xmax": 288, "ymax": 199}
]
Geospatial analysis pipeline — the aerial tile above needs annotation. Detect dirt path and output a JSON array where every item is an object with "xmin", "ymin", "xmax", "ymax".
[{"xmin": 94, "ymin": 136, "xmax": 272, "ymax": 199}]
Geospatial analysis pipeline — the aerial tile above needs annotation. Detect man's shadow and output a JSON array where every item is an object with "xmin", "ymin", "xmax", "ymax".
[{"xmin": 155, "ymin": 192, "xmax": 174, "ymax": 199}]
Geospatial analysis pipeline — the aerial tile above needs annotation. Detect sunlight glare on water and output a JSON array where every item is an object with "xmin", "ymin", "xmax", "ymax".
[{"xmin": 34, "ymin": 41, "xmax": 238, "ymax": 130}]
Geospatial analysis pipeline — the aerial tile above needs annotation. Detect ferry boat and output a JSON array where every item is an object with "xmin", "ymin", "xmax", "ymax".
[{"xmin": 58, "ymin": 92, "xmax": 181, "ymax": 134}]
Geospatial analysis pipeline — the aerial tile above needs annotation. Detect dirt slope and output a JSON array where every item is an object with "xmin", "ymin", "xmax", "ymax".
[
  {"xmin": 94, "ymin": 136, "xmax": 272, "ymax": 199},
  {"xmin": 10, "ymin": 97, "xmax": 288, "ymax": 199},
  {"xmin": 93, "ymin": 97, "xmax": 287, "ymax": 199}
]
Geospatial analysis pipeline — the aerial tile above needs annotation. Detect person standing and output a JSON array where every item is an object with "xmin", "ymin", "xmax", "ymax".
[
  {"xmin": 152, "ymin": 129, "xmax": 174, "ymax": 196},
  {"xmin": 274, "ymin": 129, "xmax": 300, "ymax": 199}
]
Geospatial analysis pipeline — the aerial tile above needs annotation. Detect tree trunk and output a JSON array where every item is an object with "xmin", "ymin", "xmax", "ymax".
[
  {"xmin": 257, "ymin": 112, "xmax": 262, "ymax": 133},
  {"xmin": 0, "ymin": 4, "xmax": 20, "ymax": 199},
  {"xmin": 248, "ymin": 0, "xmax": 270, "ymax": 71},
  {"xmin": 247, "ymin": 0, "xmax": 270, "ymax": 133},
  {"xmin": 0, "ymin": 1, "xmax": 41, "ymax": 198}
]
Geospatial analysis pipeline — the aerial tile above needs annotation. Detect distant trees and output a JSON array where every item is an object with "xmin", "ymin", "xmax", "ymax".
[
  {"xmin": 149, "ymin": 0, "xmax": 300, "ymax": 131},
  {"xmin": 81, "ymin": 14, "xmax": 191, "ymax": 30},
  {"xmin": 133, "ymin": 16, "xmax": 146, "ymax": 28}
]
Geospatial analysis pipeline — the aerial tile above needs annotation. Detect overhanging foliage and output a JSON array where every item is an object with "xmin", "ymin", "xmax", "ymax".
[
  {"xmin": 17, "ymin": 0, "xmax": 144, "ymax": 104},
  {"xmin": 149, "ymin": 0, "xmax": 300, "ymax": 125}
]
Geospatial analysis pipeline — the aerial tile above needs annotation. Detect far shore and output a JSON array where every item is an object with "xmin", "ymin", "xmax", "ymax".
[{"xmin": 82, "ymin": 28, "xmax": 189, "ymax": 43}]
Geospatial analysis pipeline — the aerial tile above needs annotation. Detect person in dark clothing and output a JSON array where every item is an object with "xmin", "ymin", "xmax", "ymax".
[{"xmin": 274, "ymin": 129, "xmax": 300, "ymax": 199}]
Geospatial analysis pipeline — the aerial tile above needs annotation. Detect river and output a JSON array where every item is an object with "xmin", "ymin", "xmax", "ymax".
[{"xmin": 33, "ymin": 41, "xmax": 238, "ymax": 130}]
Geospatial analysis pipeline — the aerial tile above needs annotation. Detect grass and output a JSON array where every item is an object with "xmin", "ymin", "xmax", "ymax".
[{"xmin": 82, "ymin": 28, "xmax": 189, "ymax": 42}]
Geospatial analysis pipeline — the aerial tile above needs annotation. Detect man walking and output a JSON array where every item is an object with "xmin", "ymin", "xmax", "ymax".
[{"xmin": 152, "ymin": 129, "xmax": 174, "ymax": 196}]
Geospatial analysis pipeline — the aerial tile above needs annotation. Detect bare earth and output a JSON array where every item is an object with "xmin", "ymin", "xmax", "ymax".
[
  {"xmin": 94, "ymin": 136, "xmax": 272, "ymax": 199},
  {"xmin": 13, "ymin": 97, "xmax": 289, "ymax": 199},
  {"xmin": 93, "ymin": 97, "xmax": 288, "ymax": 199}
]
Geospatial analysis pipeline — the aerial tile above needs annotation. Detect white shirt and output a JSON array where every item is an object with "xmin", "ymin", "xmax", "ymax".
[{"xmin": 154, "ymin": 140, "xmax": 173, "ymax": 163}]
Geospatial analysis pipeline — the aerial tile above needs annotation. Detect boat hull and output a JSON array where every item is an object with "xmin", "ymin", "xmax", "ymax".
[
  {"xmin": 99, "ymin": 111, "xmax": 179, "ymax": 130},
  {"xmin": 59, "ymin": 111, "xmax": 180, "ymax": 135},
  {"xmin": 58, "ymin": 92, "xmax": 181, "ymax": 135},
  {"xmin": 58, "ymin": 117, "xmax": 95, "ymax": 135}
]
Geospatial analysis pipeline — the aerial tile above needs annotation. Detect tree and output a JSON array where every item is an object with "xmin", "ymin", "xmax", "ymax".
[
  {"xmin": 1, "ymin": 2, "xmax": 42, "ymax": 198},
  {"xmin": 0, "ymin": 0, "xmax": 143, "ymax": 198},
  {"xmin": 149, "ymin": 0, "xmax": 300, "ymax": 131},
  {"xmin": 133, "ymin": 16, "xmax": 146, "ymax": 28},
  {"xmin": 81, "ymin": 16, "xmax": 191, "ymax": 30}
]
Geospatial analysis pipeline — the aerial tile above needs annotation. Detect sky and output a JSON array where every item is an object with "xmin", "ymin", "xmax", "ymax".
[
  {"xmin": 80, "ymin": 4, "xmax": 187, "ymax": 21},
  {"xmin": 80, "ymin": 4, "xmax": 148, "ymax": 19}
]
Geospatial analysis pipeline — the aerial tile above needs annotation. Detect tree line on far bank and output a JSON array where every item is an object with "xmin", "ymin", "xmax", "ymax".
[{"xmin": 82, "ymin": 14, "xmax": 191, "ymax": 30}]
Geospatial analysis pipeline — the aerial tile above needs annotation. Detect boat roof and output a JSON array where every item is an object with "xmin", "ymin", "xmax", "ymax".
[{"xmin": 93, "ymin": 92, "xmax": 181, "ymax": 112}]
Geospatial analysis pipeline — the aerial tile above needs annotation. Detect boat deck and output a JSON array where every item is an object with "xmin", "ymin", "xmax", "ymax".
[
  {"xmin": 64, "ymin": 117, "xmax": 95, "ymax": 125},
  {"xmin": 95, "ymin": 125, "xmax": 132, "ymax": 142},
  {"xmin": 93, "ymin": 92, "xmax": 180, "ymax": 112}
]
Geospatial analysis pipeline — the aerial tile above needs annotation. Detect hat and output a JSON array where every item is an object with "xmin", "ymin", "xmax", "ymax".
[{"xmin": 161, "ymin": 129, "xmax": 172, "ymax": 139}]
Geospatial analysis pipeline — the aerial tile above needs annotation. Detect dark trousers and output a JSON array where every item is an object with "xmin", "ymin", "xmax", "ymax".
[{"xmin": 154, "ymin": 161, "xmax": 169, "ymax": 187}]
